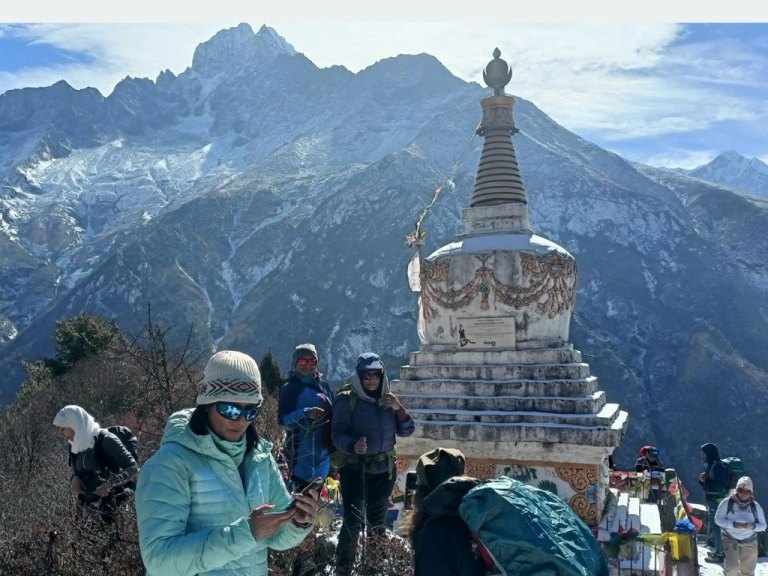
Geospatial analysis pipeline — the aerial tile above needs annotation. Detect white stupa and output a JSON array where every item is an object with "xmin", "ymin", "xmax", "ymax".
[{"xmin": 391, "ymin": 48, "xmax": 628, "ymax": 526}]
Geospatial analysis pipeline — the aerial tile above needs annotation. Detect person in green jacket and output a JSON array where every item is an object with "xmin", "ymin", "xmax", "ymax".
[{"xmin": 135, "ymin": 350, "xmax": 319, "ymax": 576}]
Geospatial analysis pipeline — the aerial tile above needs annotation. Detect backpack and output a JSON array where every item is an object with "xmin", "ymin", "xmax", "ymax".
[
  {"xmin": 721, "ymin": 456, "xmax": 746, "ymax": 489},
  {"xmin": 458, "ymin": 476, "xmax": 609, "ymax": 576},
  {"xmin": 95, "ymin": 425, "xmax": 139, "ymax": 491},
  {"xmin": 96, "ymin": 425, "xmax": 139, "ymax": 466}
]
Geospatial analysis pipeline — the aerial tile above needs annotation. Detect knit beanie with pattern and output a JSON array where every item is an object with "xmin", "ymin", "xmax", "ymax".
[{"xmin": 197, "ymin": 350, "xmax": 263, "ymax": 406}]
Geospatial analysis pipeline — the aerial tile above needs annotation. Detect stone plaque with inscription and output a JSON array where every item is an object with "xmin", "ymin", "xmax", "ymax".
[{"xmin": 457, "ymin": 316, "xmax": 516, "ymax": 349}]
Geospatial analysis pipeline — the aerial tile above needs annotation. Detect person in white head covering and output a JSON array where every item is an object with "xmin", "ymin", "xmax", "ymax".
[
  {"xmin": 135, "ymin": 350, "xmax": 319, "ymax": 576},
  {"xmin": 53, "ymin": 404, "xmax": 138, "ymax": 523},
  {"xmin": 715, "ymin": 476, "xmax": 767, "ymax": 576}
]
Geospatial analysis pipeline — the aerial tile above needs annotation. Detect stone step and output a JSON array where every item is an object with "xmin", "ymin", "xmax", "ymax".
[
  {"xmin": 410, "ymin": 407, "xmax": 627, "ymax": 446},
  {"xmin": 408, "ymin": 348, "xmax": 583, "ymax": 366},
  {"xmin": 409, "ymin": 401, "xmax": 621, "ymax": 427},
  {"xmin": 398, "ymin": 363, "xmax": 591, "ymax": 381},
  {"xmin": 597, "ymin": 490, "xmax": 665, "ymax": 574},
  {"xmin": 399, "ymin": 390, "xmax": 606, "ymax": 414},
  {"xmin": 390, "ymin": 375, "xmax": 599, "ymax": 398}
]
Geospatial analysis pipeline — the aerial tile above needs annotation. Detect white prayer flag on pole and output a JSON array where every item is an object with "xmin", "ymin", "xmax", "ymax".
[{"xmin": 407, "ymin": 251, "xmax": 421, "ymax": 292}]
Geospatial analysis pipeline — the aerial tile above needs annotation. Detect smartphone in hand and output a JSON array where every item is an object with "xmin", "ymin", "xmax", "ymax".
[
  {"xmin": 285, "ymin": 477, "xmax": 324, "ymax": 510},
  {"xmin": 301, "ymin": 476, "xmax": 325, "ymax": 496}
]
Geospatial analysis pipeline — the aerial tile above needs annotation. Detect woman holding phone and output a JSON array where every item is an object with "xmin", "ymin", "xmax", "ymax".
[
  {"xmin": 331, "ymin": 352, "xmax": 415, "ymax": 576},
  {"xmin": 136, "ymin": 350, "xmax": 319, "ymax": 576}
]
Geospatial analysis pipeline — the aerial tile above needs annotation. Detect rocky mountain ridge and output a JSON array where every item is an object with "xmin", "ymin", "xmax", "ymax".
[
  {"xmin": 1, "ymin": 23, "xmax": 767, "ymax": 497},
  {"xmin": 673, "ymin": 151, "xmax": 768, "ymax": 199}
]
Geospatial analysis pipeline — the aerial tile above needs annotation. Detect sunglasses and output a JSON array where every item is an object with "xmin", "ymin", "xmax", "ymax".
[
  {"xmin": 361, "ymin": 371, "xmax": 382, "ymax": 380},
  {"xmin": 215, "ymin": 402, "xmax": 260, "ymax": 422},
  {"xmin": 737, "ymin": 488, "xmax": 753, "ymax": 495},
  {"xmin": 296, "ymin": 357, "xmax": 318, "ymax": 367}
]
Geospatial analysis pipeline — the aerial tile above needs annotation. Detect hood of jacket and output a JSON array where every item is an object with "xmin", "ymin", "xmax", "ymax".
[
  {"xmin": 422, "ymin": 476, "xmax": 484, "ymax": 518},
  {"xmin": 350, "ymin": 352, "xmax": 390, "ymax": 403},
  {"xmin": 161, "ymin": 408, "xmax": 273, "ymax": 463},
  {"xmin": 701, "ymin": 442, "xmax": 721, "ymax": 463}
]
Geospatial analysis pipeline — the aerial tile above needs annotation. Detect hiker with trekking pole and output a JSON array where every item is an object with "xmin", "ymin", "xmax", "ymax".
[
  {"xmin": 331, "ymin": 352, "xmax": 415, "ymax": 576},
  {"xmin": 278, "ymin": 343, "xmax": 335, "ymax": 491}
]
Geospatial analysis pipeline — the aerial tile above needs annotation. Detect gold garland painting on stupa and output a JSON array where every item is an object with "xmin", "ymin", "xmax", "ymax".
[
  {"xmin": 393, "ymin": 455, "xmax": 601, "ymax": 525},
  {"xmin": 556, "ymin": 465, "xmax": 602, "ymax": 525},
  {"xmin": 420, "ymin": 252, "xmax": 577, "ymax": 320}
]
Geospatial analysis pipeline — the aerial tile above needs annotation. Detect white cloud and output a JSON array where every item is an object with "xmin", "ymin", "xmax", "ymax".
[
  {"xmin": 0, "ymin": 23, "xmax": 225, "ymax": 96},
  {"xmin": 1, "ymin": 21, "xmax": 766, "ymax": 166},
  {"xmin": 642, "ymin": 149, "xmax": 718, "ymax": 170}
]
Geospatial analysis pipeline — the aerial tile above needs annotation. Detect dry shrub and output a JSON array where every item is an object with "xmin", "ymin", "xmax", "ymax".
[
  {"xmin": 268, "ymin": 528, "xmax": 414, "ymax": 576},
  {"xmin": 0, "ymin": 313, "xmax": 417, "ymax": 575},
  {"xmin": 268, "ymin": 528, "xmax": 336, "ymax": 575},
  {"xmin": 356, "ymin": 532, "xmax": 414, "ymax": 576},
  {"xmin": 0, "ymin": 487, "xmax": 142, "ymax": 575}
]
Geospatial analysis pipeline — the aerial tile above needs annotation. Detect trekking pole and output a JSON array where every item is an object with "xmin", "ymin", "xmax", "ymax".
[
  {"xmin": 360, "ymin": 451, "xmax": 368, "ymax": 570},
  {"xmin": 361, "ymin": 463, "xmax": 368, "ymax": 535}
]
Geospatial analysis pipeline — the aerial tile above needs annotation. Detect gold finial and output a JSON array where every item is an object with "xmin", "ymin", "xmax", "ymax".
[{"xmin": 482, "ymin": 47, "xmax": 513, "ymax": 96}]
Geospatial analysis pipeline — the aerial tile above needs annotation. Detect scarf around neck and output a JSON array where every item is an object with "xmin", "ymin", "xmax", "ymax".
[{"xmin": 206, "ymin": 424, "xmax": 247, "ymax": 466}]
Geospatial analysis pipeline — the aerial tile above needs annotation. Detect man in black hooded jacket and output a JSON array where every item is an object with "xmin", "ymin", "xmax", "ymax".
[{"xmin": 700, "ymin": 442, "xmax": 729, "ymax": 563}]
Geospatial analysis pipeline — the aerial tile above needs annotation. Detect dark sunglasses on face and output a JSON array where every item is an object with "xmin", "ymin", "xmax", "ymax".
[
  {"xmin": 737, "ymin": 488, "xmax": 753, "ymax": 495},
  {"xmin": 362, "ymin": 371, "xmax": 382, "ymax": 380},
  {"xmin": 215, "ymin": 402, "xmax": 260, "ymax": 422},
  {"xmin": 296, "ymin": 357, "xmax": 318, "ymax": 367}
]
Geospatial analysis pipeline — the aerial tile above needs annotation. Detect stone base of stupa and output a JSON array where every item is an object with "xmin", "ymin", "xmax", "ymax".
[{"xmin": 390, "ymin": 346, "xmax": 628, "ymax": 526}]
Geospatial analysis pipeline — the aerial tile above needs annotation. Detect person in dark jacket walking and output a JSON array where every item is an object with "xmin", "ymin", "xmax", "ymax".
[
  {"xmin": 700, "ymin": 442, "xmax": 730, "ymax": 563},
  {"xmin": 53, "ymin": 404, "xmax": 139, "ymax": 523},
  {"xmin": 331, "ymin": 352, "xmax": 415, "ymax": 576},
  {"xmin": 406, "ymin": 447, "xmax": 488, "ymax": 576},
  {"xmin": 278, "ymin": 343, "xmax": 334, "ymax": 490}
]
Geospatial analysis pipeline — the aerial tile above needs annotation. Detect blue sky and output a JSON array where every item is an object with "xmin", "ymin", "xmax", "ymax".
[{"xmin": 1, "ymin": 5, "xmax": 766, "ymax": 169}]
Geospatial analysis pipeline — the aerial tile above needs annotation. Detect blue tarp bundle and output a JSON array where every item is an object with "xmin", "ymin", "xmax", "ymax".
[{"xmin": 458, "ymin": 476, "xmax": 609, "ymax": 576}]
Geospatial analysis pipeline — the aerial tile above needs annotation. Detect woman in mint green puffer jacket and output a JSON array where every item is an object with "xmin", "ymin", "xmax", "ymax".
[
  {"xmin": 136, "ymin": 350, "xmax": 318, "ymax": 576},
  {"xmin": 136, "ymin": 408, "xmax": 314, "ymax": 575}
]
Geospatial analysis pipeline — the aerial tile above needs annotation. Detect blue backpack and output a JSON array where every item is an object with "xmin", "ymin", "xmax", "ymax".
[{"xmin": 458, "ymin": 476, "xmax": 609, "ymax": 576}]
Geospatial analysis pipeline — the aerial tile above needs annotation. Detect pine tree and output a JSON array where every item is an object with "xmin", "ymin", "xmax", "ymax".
[
  {"xmin": 259, "ymin": 350, "xmax": 286, "ymax": 398},
  {"xmin": 54, "ymin": 312, "xmax": 121, "ymax": 370}
]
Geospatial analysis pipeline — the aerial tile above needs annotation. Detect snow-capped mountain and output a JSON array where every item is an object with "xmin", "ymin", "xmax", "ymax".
[
  {"xmin": 1, "ymin": 23, "xmax": 767, "ymax": 498},
  {"xmin": 674, "ymin": 151, "xmax": 768, "ymax": 198}
]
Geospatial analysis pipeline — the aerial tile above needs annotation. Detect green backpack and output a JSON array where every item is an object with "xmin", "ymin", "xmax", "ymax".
[{"xmin": 721, "ymin": 456, "xmax": 746, "ymax": 489}]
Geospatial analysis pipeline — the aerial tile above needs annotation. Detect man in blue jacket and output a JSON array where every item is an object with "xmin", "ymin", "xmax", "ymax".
[
  {"xmin": 278, "ymin": 343, "xmax": 334, "ymax": 490},
  {"xmin": 700, "ymin": 442, "xmax": 729, "ymax": 563}
]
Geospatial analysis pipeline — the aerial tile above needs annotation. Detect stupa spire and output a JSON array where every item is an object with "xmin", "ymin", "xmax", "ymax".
[{"xmin": 470, "ymin": 48, "xmax": 527, "ymax": 208}]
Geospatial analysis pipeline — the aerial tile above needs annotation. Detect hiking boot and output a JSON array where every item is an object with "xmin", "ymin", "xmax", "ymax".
[{"xmin": 704, "ymin": 553, "xmax": 724, "ymax": 564}]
